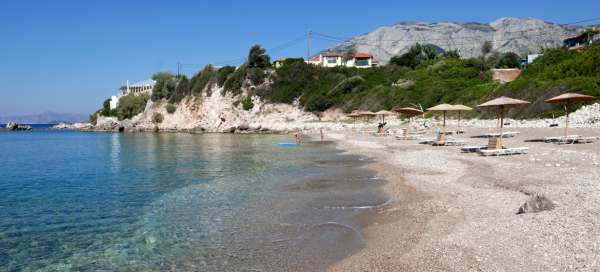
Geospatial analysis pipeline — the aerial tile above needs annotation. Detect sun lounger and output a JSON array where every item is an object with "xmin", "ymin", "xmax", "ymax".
[
  {"xmin": 477, "ymin": 137, "xmax": 528, "ymax": 156},
  {"xmin": 483, "ymin": 131, "xmax": 519, "ymax": 138},
  {"xmin": 479, "ymin": 147, "xmax": 529, "ymax": 156},
  {"xmin": 544, "ymin": 135, "xmax": 596, "ymax": 144},
  {"xmin": 461, "ymin": 145, "xmax": 507, "ymax": 153},
  {"xmin": 396, "ymin": 134, "xmax": 421, "ymax": 140}
]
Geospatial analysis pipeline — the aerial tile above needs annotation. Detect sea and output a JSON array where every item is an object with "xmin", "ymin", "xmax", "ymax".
[{"xmin": 0, "ymin": 126, "xmax": 387, "ymax": 271}]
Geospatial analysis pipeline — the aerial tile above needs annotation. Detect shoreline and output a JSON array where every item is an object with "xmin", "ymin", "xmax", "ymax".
[{"xmin": 323, "ymin": 127, "xmax": 600, "ymax": 271}]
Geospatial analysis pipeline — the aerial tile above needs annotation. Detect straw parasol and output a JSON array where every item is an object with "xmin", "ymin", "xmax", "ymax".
[
  {"xmin": 358, "ymin": 111, "xmax": 377, "ymax": 122},
  {"xmin": 347, "ymin": 112, "xmax": 361, "ymax": 129},
  {"xmin": 393, "ymin": 107, "xmax": 424, "ymax": 117},
  {"xmin": 477, "ymin": 96, "xmax": 530, "ymax": 147},
  {"xmin": 544, "ymin": 93, "xmax": 595, "ymax": 138},
  {"xmin": 452, "ymin": 104, "xmax": 473, "ymax": 132},
  {"xmin": 393, "ymin": 107, "xmax": 424, "ymax": 135},
  {"xmin": 426, "ymin": 104, "xmax": 456, "ymax": 135},
  {"xmin": 374, "ymin": 110, "xmax": 396, "ymax": 123}
]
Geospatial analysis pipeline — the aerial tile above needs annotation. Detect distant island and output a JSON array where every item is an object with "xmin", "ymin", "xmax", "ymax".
[{"xmin": 0, "ymin": 112, "xmax": 88, "ymax": 125}]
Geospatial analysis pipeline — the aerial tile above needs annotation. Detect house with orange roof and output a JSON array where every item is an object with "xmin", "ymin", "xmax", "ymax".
[{"xmin": 306, "ymin": 51, "xmax": 375, "ymax": 68}]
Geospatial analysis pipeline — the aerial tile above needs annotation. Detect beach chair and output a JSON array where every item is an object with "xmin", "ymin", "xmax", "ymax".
[
  {"xmin": 556, "ymin": 136, "xmax": 596, "ymax": 144},
  {"xmin": 484, "ymin": 131, "xmax": 519, "ymax": 138},
  {"xmin": 477, "ymin": 137, "xmax": 528, "ymax": 156}
]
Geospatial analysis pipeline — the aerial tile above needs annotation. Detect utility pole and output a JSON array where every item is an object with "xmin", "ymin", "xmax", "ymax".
[
  {"xmin": 307, "ymin": 30, "xmax": 312, "ymax": 60},
  {"xmin": 177, "ymin": 62, "xmax": 181, "ymax": 78}
]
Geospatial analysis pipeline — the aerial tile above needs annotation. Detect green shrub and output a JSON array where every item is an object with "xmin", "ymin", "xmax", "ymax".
[
  {"xmin": 169, "ymin": 76, "xmax": 190, "ymax": 103},
  {"xmin": 223, "ymin": 64, "xmax": 247, "ymax": 95},
  {"xmin": 247, "ymin": 44, "xmax": 271, "ymax": 68},
  {"xmin": 190, "ymin": 65, "xmax": 216, "ymax": 95},
  {"xmin": 116, "ymin": 93, "xmax": 149, "ymax": 120},
  {"xmin": 242, "ymin": 95, "xmax": 254, "ymax": 110},
  {"xmin": 152, "ymin": 112, "xmax": 164, "ymax": 124},
  {"xmin": 216, "ymin": 66, "xmax": 236, "ymax": 86},
  {"xmin": 166, "ymin": 103, "xmax": 177, "ymax": 114},
  {"xmin": 151, "ymin": 72, "xmax": 176, "ymax": 101}
]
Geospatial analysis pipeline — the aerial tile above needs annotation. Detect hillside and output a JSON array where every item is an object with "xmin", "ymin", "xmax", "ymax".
[
  {"xmin": 330, "ymin": 17, "xmax": 580, "ymax": 62},
  {"xmin": 91, "ymin": 33, "xmax": 600, "ymax": 132},
  {"xmin": 497, "ymin": 44, "xmax": 600, "ymax": 117}
]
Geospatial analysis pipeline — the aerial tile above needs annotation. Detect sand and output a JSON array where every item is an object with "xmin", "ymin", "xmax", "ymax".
[{"xmin": 323, "ymin": 127, "xmax": 600, "ymax": 271}]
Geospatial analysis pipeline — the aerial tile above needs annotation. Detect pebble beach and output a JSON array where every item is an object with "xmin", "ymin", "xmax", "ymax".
[{"xmin": 322, "ymin": 126, "xmax": 600, "ymax": 271}]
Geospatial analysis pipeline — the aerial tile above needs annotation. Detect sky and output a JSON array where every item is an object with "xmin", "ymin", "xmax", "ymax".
[{"xmin": 1, "ymin": 0, "xmax": 599, "ymax": 116}]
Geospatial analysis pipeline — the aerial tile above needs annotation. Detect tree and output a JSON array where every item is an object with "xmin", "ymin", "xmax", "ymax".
[
  {"xmin": 116, "ymin": 94, "xmax": 149, "ymax": 120},
  {"xmin": 441, "ymin": 50, "xmax": 460, "ymax": 59},
  {"xmin": 248, "ymin": 44, "xmax": 271, "ymax": 68},
  {"xmin": 151, "ymin": 72, "xmax": 177, "ymax": 101},
  {"xmin": 343, "ymin": 48, "xmax": 357, "ymax": 66},
  {"xmin": 101, "ymin": 98, "xmax": 116, "ymax": 117},
  {"xmin": 497, "ymin": 52, "xmax": 521, "ymax": 68},
  {"xmin": 169, "ymin": 75, "xmax": 190, "ymax": 103},
  {"xmin": 481, "ymin": 41, "xmax": 493, "ymax": 56},
  {"xmin": 389, "ymin": 43, "xmax": 439, "ymax": 69}
]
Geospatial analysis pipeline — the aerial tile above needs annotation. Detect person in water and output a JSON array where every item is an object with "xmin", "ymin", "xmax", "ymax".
[
  {"xmin": 294, "ymin": 131, "xmax": 303, "ymax": 144},
  {"xmin": 377, "ymin": 122, "xmax": 387, "ymax": 134}
]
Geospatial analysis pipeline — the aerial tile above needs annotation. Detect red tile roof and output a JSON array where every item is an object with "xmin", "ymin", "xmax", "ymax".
[
  {"xmin": 309, "ymin": 55, "xmax": 321, "ymax": 61},
  {"xmin": 353, "ymin": 53, "xmax": 372, "ymax": 58},
  {"xmin": 321, "ymin": 51, "xmax": 344, "ymax": 57}
]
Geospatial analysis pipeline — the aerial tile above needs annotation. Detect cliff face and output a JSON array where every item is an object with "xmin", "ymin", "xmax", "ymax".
[
  {"xmin": 332, "ymin": 17, "xmax": 580, "ymax": 62},
  {"xmin": 128, "ymin": 85, "xmax": 328, "ymax": 133}
]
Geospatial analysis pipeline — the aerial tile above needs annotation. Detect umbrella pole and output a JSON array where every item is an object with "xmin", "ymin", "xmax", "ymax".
[
  {"xmin": 499, "ymin": 106, "xmax": 504, "ymax": 148},
  {"xmin": 443, "ymin": 111, "xmax": 446, "ymax": 135},
  {"xmin": 565, "ymin": 103, "xmax": 569, "ymax": 139},
  {"xmin": 458, "ymin": 111, "xmax": 461, "ymax": 133}
]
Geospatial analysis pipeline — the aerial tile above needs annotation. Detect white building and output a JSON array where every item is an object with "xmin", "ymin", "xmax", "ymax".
[
  {"xmin": 527, "ymin": 54, "xmax": 542, "ymax": 64},
  {"xmin": 109, "ymin": 79, "xmax": 156, "ymax": 109},
  {"xmin": 307, "ymin": 51, "xmax": 374, "ymax": 68}
]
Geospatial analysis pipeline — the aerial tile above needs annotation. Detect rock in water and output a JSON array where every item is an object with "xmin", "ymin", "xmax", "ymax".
[
  {"xmin": 517, "ymin": 194, "xmax": 555, "ymax": 214},
  {"xmin": 4, "ymin": 121, "xmax": 32, "ymax": 131},
  {"xmin": 5, "ymin": 121, "xmax": 17, "ymax": 130}
]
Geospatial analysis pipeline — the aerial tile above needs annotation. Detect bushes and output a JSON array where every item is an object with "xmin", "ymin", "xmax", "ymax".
[
  {"xmin": 166, "ymin": 103, "xmax": 177, "ymax": 114},
  {"xmin": 116, "ymin": 93, "xmax": 149, "ymax": 120},
  {"xmin": 151, "ymin": 72, "xmax": 177, "ymax": 101},
  {"xmin": 101, "ymin": 98, "xmax": 117, "ymax": 117},
  {"xmin": 223, "ymin": 64, "xmax": 247, "ymax": 95},
  {"xmin": 247, "ymin": 44, "xmax": 271, "ymax": 68},
  {"xmin": 497, "ymin": 44, "xmax": 600, "ymax": 117},
  {"xmin": 242, "ymin": 95, "xmax": 254, "ymax": 110},
  {"xmin": 190, "ymin": 65, "xmax": 216, "ymax": 95},
  {"xmin": 169, "ymin": 76, "xmax": 190, "ymax": 103},
  {"xmin": 152, "ymin": 112, "xmax": 163, "ymax": 124},
  {"xmin": 216, "ymin": 66, "xmax": 236, "ymax": 86}
]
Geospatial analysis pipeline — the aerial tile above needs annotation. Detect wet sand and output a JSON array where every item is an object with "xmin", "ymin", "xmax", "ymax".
[{"xmin": 323, "ymin": 127, "xmax": 600, "ymax": 271}]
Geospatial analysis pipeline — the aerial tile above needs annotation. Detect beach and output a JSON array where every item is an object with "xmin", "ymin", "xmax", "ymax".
[{"xmin": 324, "ymin": 127, "xmax": 600, "ymax": 271}]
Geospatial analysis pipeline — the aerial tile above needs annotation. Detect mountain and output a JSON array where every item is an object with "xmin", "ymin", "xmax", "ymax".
[
  {"xmin": 0, "ymin": 112, "xmax": 88, "ymax": 124},
  {"xmin": 330, "ymin": 17, "xmax": 582, "ymax": 62}
]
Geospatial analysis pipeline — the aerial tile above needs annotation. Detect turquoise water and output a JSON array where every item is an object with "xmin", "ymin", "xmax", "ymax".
[{"xmin": 0, "ymin": 130, "xmax": 386, "ymax": 271}]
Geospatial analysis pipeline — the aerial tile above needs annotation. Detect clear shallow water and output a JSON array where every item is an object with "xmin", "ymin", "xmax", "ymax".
[{"xmin": 0, "ymin": 131, "xmax": 385, "ymax": 271}]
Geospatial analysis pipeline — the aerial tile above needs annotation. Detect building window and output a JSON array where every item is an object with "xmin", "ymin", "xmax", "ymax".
[
  {"xmin": 326, "ymin": 57, "xmax": 338, "ymax": 64},
  {"xmin": 355, "ymin": 58, "xmax": 369, "ymax": 66}
]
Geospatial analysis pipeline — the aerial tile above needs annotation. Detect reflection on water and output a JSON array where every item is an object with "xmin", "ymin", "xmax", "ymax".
[{"xmin": 0, "ymin": 132, "xmax": 385, "ymax": 271}]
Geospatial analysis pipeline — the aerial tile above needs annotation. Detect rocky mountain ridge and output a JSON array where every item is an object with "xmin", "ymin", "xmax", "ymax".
[{"xmin": 331, "ymin": 17, "xmax": 582, "ymax": 62}]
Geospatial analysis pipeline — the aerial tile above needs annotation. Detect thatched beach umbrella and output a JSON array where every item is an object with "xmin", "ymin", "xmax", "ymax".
[
  {"xmin": 358, "ymin": 111, "xmax": 377, "ymax": 122},
  {"xmin": 374, "ymin": 110, "xmax": 396, "ymax": 123},
  {"xmin": 347, "ymin": 112, "xmax": 361, "ymax": 130},
  {"xmin": 426, "ymin": 104, "xmax": 456, "ymax": 135},
  {"xmin": 393, "ymin": 107, "xmax": 424, "ymax": 117},
  {"xmin": 393, "ymin": 107, "xmax": 424, "ymax": 135},
  {"xmin": 477, "ymin": 96, "xmax": 530, "ymax": 147},
  {"xmin": 545, "ymin": 93, "xmax": 595, "ymax": 138},
  {"xmin": 452, "ymin": 104, "xmax": 473, "ymax": 132}
]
